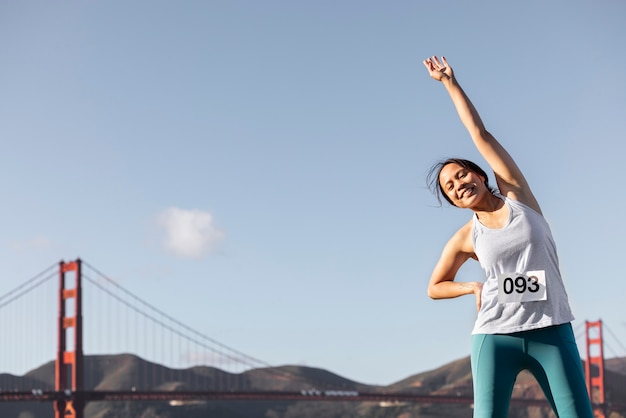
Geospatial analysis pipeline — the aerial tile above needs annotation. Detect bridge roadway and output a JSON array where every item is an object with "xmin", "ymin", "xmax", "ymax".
[{"xmin": 0, "ymin": 390, "xmax": 551, "ymax": 406}]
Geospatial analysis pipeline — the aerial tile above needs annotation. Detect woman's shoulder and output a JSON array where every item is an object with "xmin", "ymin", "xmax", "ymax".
[
  {"xmin": 448, "ymin": 219, "xmax": 476, "ymax": 256},
  {"xmin": 501, "ymin": 190, "xmax": 543, "ymax": 216}
]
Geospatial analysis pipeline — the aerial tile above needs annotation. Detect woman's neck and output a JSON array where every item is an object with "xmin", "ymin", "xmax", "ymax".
[{"xmin": 473, "ymin": 193, "xmax": 508, "ymax": 229}]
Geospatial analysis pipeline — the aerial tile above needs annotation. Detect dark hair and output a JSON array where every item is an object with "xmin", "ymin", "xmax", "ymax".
[{"xmin": 427, "ymin": 158, "xmax": 496, "ymax": 206}]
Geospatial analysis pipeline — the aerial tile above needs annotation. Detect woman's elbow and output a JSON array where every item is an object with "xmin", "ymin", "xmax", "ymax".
[{"xmin": 427, "ymin": 286, "xmax": 440, "ymax": 300}]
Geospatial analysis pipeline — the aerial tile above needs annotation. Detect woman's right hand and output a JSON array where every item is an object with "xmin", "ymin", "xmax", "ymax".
[
  {"xmin": 473, "ymin": 281, "xmax": 484, "ymax": 312},
  {"xmin": 423, "ymin": 55, "xmax": 453, "ymax": 82}
]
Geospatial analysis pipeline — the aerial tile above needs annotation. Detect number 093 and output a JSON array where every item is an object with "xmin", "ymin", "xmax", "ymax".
[{"xmin": 502, "ymin": 275, "xmax": 540, "ymax": 295}]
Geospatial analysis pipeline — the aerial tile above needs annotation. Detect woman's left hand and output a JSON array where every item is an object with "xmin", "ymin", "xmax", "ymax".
[{"xmin": 423, "ymin": 55, "xmax": 452, "ymax": 81}]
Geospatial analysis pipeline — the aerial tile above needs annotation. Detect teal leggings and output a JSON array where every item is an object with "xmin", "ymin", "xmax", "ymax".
[{"xmin": 471, "ymin": 323, "xmax": 593, "ymax": 418}]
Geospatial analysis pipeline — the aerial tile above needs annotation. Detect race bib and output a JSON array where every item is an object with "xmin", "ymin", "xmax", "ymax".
[{"xmin": 497, "ymin": 270, "xmax": 547, "ymax": 304}]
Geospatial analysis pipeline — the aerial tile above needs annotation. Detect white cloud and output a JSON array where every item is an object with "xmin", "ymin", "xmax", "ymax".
[
  {"xmin": 156, "ymin": 207, "xmax": 224, "ymax": 259},
  {"xmin": 8, "ymin": 236, "xmax": 54, "ymax": 251}
]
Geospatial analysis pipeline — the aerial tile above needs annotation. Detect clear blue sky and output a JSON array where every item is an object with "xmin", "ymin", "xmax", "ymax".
[{"xmin": 1, "ymin": 0, "xmax": 625, "ymax": 386}]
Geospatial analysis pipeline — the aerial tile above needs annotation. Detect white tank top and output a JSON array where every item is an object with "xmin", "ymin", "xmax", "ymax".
[{"xmin": 471, "ymin": 195, "xmax": 574, "ymax": 334}]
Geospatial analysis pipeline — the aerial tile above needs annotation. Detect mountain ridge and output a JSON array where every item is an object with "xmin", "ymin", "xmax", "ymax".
[{"xmin": 1, "ymin": 353, "xmax": 625, "ymax": 417}]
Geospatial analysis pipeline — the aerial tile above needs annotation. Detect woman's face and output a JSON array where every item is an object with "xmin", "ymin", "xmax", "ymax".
[{"xmin": 438, "ymin": 163, "xmax": 487, "ymax": 208}]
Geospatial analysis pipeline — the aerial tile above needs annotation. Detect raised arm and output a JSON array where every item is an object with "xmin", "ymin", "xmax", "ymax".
[{"xmin": 423, "ymin": 56, "xmax": 541, "ymax": 213}]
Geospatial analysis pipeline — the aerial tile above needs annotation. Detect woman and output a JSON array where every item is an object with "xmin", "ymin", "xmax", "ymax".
[{"xmin": 423, "ymin": 55, "xmax": 593, "ymax": 418}]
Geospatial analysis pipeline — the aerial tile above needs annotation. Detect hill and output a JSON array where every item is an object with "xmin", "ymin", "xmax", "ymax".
[{"xmin": 1, "ymin": 354, "xmax": 625, "ymax": 418}]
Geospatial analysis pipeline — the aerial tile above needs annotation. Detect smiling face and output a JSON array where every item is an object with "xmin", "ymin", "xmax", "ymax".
[{"xmin": 438, "ymin": 162, "xmax": 488, "ymax": 208}]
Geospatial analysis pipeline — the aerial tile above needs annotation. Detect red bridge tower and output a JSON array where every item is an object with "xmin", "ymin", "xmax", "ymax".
[
  {"xmin": 54, "ymin": 259, "xmax": 85, "ymax": 418},
  {"xmin": 585, "ymin": 320, "xmax": 606, "ymax": 418}
]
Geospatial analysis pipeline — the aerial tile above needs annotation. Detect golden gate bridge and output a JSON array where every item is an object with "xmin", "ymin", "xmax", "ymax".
[{"xmin": 0, "ymin": 259, "xmax": 623, "ymax": 418}]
